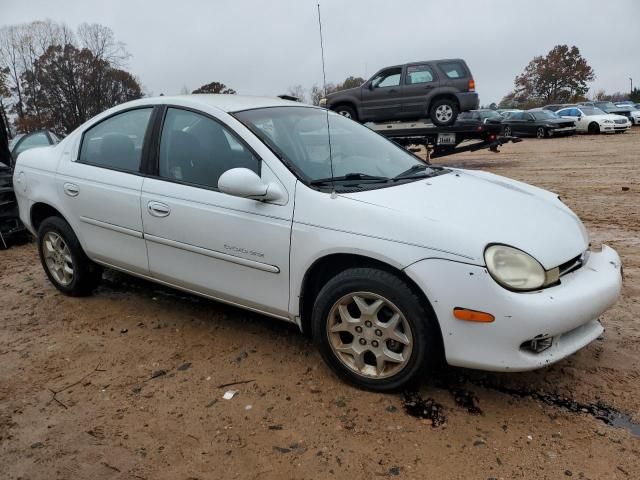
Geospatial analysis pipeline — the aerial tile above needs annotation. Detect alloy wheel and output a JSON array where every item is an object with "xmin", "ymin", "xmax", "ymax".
[
  {"xmin": 536, "ymin": 127, "xmax": 545, "ymax": 138},
  {"xmin": 338, "ymin": 110, "xmax": 352, "ymax": 119},
  {"xmin": 42, "ymin": 231, "xmax": 74, "ymax": 286},
  {"xmin": 504, "ymin": 126, "xmax": 512, "ymax": 136},
  {"xmin": 435, "ymin": 105, "xmax": 453, "ymax": 123},
  {"xmin": 326, "ymin": 291, "xmax": 413, "ymax": 379}
]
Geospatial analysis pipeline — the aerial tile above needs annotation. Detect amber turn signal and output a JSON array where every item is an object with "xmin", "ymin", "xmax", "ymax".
[{"xmin": 453, "ymin": 307, "xmax": 495, "ymax": 323}]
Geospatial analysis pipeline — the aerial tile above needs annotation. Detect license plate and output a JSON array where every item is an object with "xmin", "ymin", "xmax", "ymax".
[{"xmin": 437, "ymin": 133, "xmax": 456, "ymax": 145}]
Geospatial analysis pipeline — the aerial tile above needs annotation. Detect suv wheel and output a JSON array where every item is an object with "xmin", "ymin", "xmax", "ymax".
[
  {"xmin": 37, "ymin": 216, "xmax": 101, "ymax": 296},
  {"xmin": 430, "ymin": 99, "xmax": 458, "ymax": 126},
  {"xmin": 334, "ymin": 105, "xmax": 358, "ymax": 121},
  {"xmin": 312, "ymin": 268, "xmax": 438, "ymax": 391}
]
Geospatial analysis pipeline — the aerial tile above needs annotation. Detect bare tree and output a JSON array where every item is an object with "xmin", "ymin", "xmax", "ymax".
[
  {"xmin": 77, "ymin": 23, "xmax": 130, "ymax": 66},
  {"xmin": 180, "ymin": 84, "xmax": 190, "ymax": 95},
  {"xmin": 286, "ymin": 84, "xmax": 307, "ymax": 103}
]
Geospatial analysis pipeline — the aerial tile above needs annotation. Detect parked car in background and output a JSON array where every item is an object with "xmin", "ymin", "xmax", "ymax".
[
  {"xmin": 12, "ymin": 95, "xmax": 622, "ymax": 390},
  {"xmin": 580, "ymin": 101, "xmax": 631, "ymax": 120},
  {"xmin": 501, "ymin": 110, "xmax": 576, "ymax": 138},
  {"xmin": 321, "ymin": 59, "xmax": 479, "ymax": 126},
  {"xmin": 10, "ymin": 130, "xmax": 60, "ymax": 168},
  {"xmin": 615, "ymin": 104, "xmax": 640, "ymax": 125},
  {"xmin": 543, "ymin": 104, "xmax": 576, "ymax": 112},
  {"xmin": 455, "ymin": 109, "xmax": 503, "ymax": 125},
  {"xmin": 497, "ymin": 109, "xmax": 522, "ymax": 118},
  {"xmin": 556, "ymin": 106, "xmax": 631, "ymax": 134}
]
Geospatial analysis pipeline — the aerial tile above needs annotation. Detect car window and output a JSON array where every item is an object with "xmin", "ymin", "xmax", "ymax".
[
  {"xmin": 371, "ymin": 68, "xmax": 402, "ymax": 88},
  {"xmin": 14, "ymin": 131, "xmax": 50, "ymax": 156},
  {"xmin": 405, "ymin": 64, "xmax": 435, "ymax": 85},
  {"xmin": 158, "ymin": 108, "xmax": 260, "ymax": 189},
  {"xmin": 510, "ymin": 112, "xmax": 524, "ymax": 120},
  {"xmin": 438, "ymin": 61, "xmax": 466, "ymax": 79},
  {"xmin": 79, "ymin": 108, "xmax": 152, "ymax": 172},
  {"xmin": 525, "ymin": 113, "xmax": 535, "ymax": 121}
]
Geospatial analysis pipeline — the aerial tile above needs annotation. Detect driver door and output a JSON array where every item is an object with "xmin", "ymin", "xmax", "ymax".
[{"xmin": 360, "ymin": 67, "xmax": 404, "ymax": 121}]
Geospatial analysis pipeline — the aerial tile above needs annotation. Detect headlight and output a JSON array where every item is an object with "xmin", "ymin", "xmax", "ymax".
[
  {"xmin": 484, "ymin": 245, "xmax": 558, "ymax": 291},
  {"xmin": 319, "ymin": 98, "xmax": 327, "ymax": 107},
  {"xmin": 602, "ymin": 120, "xmax": 613, "ymax": 124}
]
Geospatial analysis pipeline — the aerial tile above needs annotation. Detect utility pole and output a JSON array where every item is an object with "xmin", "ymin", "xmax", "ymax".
[{"xmin": 630, "ymin": 77, "xmax": 633, "ymax": 95}]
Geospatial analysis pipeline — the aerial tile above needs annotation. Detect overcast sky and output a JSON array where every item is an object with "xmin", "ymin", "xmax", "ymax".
[{"xmin": 2, "ymin": 0, "xmax": 639, "ymax": 104}]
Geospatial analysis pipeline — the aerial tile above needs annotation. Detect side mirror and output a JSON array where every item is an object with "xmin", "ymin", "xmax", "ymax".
[
  {"xmin": 367, "ymin": 82, "xmax": 374, "ymax": 90},
  {"xmin": 218, "ymin": 168, "xmax": 284, "ymax": 202}
]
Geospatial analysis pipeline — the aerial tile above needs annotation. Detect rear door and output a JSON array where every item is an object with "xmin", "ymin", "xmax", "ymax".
[
  {"xmin": 401, "ymin": 63, "xmax": 439, "ymax": 118},
  {"xmin": 505, "ymin": 112, "xmax": 525, "ymax": 134},
  {"xmin": 56, "ymin": 107, "xmax": 154, "ymax": 275},
  {"xmin": 360, "ymin": 67, "xmax": 404, "ymax": 121}
]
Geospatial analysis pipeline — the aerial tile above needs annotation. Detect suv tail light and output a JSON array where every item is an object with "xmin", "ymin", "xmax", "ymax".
[{"xmin": 468, "ymin": 79, "xmax": 475, "ymax": 92}]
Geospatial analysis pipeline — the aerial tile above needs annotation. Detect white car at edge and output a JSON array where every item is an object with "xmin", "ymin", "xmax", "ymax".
[
  {"xmin": 556, "ymin": 105, "xmax": 631, "ymax": 134},
  {"xmin": 13, "ymin": 95, "xmax": 622, "ymax": 390}
]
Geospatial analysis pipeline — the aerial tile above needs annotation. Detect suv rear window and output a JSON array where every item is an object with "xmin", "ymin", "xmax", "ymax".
[{"xmin": 438, "ymin": 62, "xmax": 466, "ymax": 79}]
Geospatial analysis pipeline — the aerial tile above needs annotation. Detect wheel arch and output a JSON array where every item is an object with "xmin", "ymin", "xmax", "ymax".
[
  {"xmin": 298, "ymin": 253, "xmax": 444, "ymax": 354},
  {"xmin": 30, "ymin": 202, "xmax": 70, "ymax": 233}
]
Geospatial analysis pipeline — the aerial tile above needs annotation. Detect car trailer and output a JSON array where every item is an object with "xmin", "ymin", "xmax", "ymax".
[{"xmin": 368, "ymin": 120, "xmax": 521, "ymax": 162}]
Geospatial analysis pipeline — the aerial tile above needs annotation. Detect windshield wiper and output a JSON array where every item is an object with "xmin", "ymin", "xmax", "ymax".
[
  {"xmin": 310, "ymin": 173, "xmax": 390, "ymax": 186},
  {"xmin": 392, "ymin": 164, "xmax": 433, "ymax": 181}
]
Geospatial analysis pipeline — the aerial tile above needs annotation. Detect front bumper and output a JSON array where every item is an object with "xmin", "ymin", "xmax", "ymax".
[
  {"xmin": 455, "ymin": 92, "xmax": 480, "ymax": 112},
  {"xmin": 405, "ymin": 245, "xmax": 622, "ymax": 371},
  {"xmin": 548, "ymin": 126, "xmax": 576, "ymax": 136}
]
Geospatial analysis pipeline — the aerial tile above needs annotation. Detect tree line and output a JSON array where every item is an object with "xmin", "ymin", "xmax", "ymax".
[
  {"xmin": 499, "ymin": 44, "xmax": 639, "ymax": 108},
  {"xmin": 0, "ymin": 20, "xmax": 143, "ymax": 136}
]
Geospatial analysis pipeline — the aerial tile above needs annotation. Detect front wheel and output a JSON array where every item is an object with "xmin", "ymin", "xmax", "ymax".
[
  {"xmin": 312, "ymin": 268, "xmax": 439, "ymax": 391},
  {"xmin": 430, "ymin": 99, "xmax": 458, "ymax": 127},
  {"xmin": 37, "ymin": 216, "xmax": 101, "ymax": 296},
  {"xmin": 588, "ymin": 122, "xmax": 600, "ymax": 134}
]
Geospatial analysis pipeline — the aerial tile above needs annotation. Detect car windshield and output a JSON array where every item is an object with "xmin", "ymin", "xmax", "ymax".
[
  {"xmin": 234, "ymin": 107, "xmax": 436, "ymax": 186},
  {"xmin": 479, "ymin": 111, "xmax": 501, "ymax": 119},
  {"xmin": 531, "ymin": 111, "xmax": 558, "ymax": 120},
  {"xmin": 595, "ymin": 102, "xmax": 617, "ymax": 109},
  {"xmin": 580, "ymin": 107, "xmax": 606, "ymax": 115}
]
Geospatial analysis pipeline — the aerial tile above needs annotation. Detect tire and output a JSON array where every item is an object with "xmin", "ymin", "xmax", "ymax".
[
  {"xmin": 37, "ymin": 216, "xmax": 101, "ymax": 296},
  {"xmin": 311, "ymin": 268, "xmax": 439, "ymax": 391},
  {"xmin": 429, "ymin": 99, "xmax": 458, "ymax": 127},
  {"xmin": 333, "ymin": 105, "xmax": 358, "ymax": 122},
  {"xmin": 536, "ymin": 127, "xmax": 546, "ymax": 139},
  {"xmin": 503, "ymin": 125, "xmax": 512, "ymax": 136},
  {"xmin": 588, "ymin": 122, "xmax": 600, "ymax": 134}
]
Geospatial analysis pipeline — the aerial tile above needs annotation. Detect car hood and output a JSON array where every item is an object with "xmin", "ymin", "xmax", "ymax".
[
  {"xmin": 339, "ymin": 169, "xmax": 588, "ymax": 269},
  {"xmin": 327, "ymin": 86, "xmax": 361, "ymax": 99}
]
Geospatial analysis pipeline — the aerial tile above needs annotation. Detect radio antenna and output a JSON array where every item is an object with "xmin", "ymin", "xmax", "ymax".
[{"xmin": 317, "ymin": 3, "xmax": 335, "ymax": 196}]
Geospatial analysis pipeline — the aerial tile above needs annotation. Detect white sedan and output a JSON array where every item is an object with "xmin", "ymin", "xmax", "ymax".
[
  {"xmin": 616, "ymin": 104, "xmax": 640, "ymax": 125},
  {"xmin": 556, "ymin": 106, "xmax": 631, "ymax": 134},
  {"xmin": 13, "ymin": 95, "xmax": 622, "ymax": 390}
]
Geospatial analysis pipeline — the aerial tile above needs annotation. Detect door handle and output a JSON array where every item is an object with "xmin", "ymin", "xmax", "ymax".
[
  {"xmin": 147, "ymin": 201, "xmax": 171, "ymax": 217},
  {"xmin": 63, "ymin": 183, "xmax": 79, "ymax": 197}
]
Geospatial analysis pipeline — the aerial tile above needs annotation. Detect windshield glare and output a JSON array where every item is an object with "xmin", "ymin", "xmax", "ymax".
[
  {"xmin": 580, "ymin": 107, "xmax": 606, "ymax": 115},
  {"xmin": 234, "ymin": 107, "xmax": 427, "ymax": 184}
]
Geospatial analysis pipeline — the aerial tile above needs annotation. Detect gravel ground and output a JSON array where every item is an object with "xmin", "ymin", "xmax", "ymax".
[{"xmin": 1, "ymin": 128, "xmax": 639, "ymax": 479}]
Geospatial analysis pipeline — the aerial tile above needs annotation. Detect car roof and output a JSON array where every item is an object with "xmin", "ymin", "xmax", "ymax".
[{"xmin": 122, "ymin": 94, "xmax": 311, "ymax": 113}]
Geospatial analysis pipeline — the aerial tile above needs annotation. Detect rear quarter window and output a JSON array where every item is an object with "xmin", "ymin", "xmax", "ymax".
[{"xmin": 438, "ymin": 62, "xmax": 467, "ymax": 79}]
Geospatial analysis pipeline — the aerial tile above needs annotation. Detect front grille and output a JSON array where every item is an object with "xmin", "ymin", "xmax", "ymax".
[
  {"xmin": 614, "ymin": 119, "xmax": 627, "ymax": 124},
  {"xmin": 559, "ymin": 122, "xmax": 574, "ymax": 128}
]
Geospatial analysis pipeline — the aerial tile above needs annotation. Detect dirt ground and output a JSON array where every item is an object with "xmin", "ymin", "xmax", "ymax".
[{"xmin": 1, "ymin": 128, "xmax": 639, "ymax": 480}]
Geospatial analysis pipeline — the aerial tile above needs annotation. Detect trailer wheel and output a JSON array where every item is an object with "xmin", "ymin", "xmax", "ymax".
[{"xmin": 430, "ymin": 99, "xmax": 458, "ymax": 127}]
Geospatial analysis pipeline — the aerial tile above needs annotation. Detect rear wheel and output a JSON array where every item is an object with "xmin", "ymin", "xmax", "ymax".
[
  {"xmin": 312, "ymin": 268, "xmax": 439, "ymax": 391},
  {"xmin": 430, "ymin": 99, "xmax": 458, "ymax": 127},
  {"xmin": 588, "ymin": 122, "xmax": 600, "ymax": 134},
  {"xmin": 536, "ymin": 127, "xmax": 546, "ymax": 139},
  {"xmin": 503, "ymin": 125, "xmax": 512, "ymax": 136},
  {"xmin": 37, "ymin": 216, "xmax": 101, "ymax": 296},
  {"xmin": 333, "ymin": 105, "xmax": 358, "ymax": 122}
]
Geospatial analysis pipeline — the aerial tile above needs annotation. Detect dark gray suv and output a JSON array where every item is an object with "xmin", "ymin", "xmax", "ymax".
[{"xmin": 322, "ymin": 59, "xmax": 479, "ymax": 126}]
